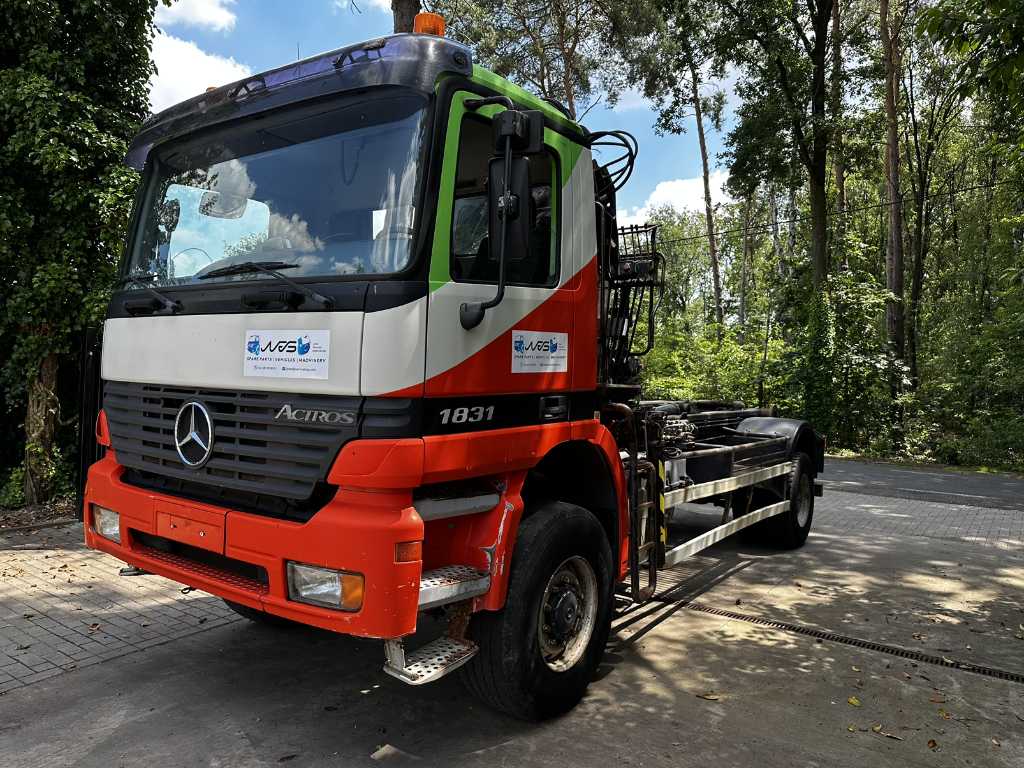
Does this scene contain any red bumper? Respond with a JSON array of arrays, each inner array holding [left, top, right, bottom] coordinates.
[[83, 455, 423, 639]]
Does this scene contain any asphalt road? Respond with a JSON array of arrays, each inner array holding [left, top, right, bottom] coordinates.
[[823, 457, 1024, 509]]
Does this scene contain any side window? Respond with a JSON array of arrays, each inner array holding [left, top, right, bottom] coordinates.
[[449, 113, 557, 286]]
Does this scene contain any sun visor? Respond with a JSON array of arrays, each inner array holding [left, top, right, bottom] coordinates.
[[126, 34, 472, 170]]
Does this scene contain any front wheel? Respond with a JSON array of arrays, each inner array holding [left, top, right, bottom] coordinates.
[[460, 501, 614, 720]]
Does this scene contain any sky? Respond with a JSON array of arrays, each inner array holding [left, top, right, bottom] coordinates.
[[149, 0, 733, 223]]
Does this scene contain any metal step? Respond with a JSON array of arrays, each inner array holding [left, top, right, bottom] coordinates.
[[383, 636, 478, 686], [418, 565, 490, 610]]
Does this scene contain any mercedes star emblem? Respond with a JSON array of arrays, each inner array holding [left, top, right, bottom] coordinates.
[[174, 401, 215, 468]]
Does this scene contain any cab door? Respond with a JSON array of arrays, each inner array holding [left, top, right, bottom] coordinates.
[[424, 92, 573, 403]]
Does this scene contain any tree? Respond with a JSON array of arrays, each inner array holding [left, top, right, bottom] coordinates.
[[607, 3, 728, 339], [428, 0, 622, 118], [0, 0, 160, 503], [880, 0, 907, 372], [920, 0, 1024, 146], [713, 0, 835, 290], [901, 25, 968, 387]]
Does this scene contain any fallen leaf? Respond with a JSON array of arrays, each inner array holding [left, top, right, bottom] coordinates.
[[930, 694, 946, 703], [928, 739, 939, 750], [872, 724, 882, 733], [991, 738, 1001, 747], [696, 692, 720, 701], [847, 725, 857, 732], [88, 623, 100, 632], [851, 666, 861, 672], [848, 696, 862, 707]]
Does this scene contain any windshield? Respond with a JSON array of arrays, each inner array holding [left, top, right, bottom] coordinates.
[[126, 92, 428, 287]]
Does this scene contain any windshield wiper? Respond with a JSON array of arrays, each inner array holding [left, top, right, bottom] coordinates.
[[197, 261, 333, 309], [115, 272, 182, 315]]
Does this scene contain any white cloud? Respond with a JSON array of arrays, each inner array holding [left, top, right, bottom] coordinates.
[[149, 33, 251, 113], [619, 169, 730, 227], [155, 0, 237, 32]]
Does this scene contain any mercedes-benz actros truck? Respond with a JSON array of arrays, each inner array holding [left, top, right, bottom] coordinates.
[[81, 15, 825, 720]]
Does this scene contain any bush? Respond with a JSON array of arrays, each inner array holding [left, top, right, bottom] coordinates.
[[0, 465, 25, 509]]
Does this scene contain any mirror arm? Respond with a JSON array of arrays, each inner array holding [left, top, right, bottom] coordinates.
[[461, 135, 513, 330]]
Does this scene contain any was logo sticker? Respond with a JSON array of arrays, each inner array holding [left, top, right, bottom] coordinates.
[[511, 330, 568, 373], [243, 329, 330, 379]]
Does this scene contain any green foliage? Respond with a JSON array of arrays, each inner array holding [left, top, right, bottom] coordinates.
[[427, 0, 623, 117], [0, 466, 26, 510], [0, 0, 160, 495], [920, 0, 1024, 147]]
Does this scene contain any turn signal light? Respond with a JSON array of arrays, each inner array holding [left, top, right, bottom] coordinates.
[[395, 541, 422, 563], [286, 562, 364, 612], [413, 12, 445, 36]]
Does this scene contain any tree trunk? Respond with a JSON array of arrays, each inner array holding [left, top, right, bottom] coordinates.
[[881, 0, 905, 364], [977, 156, 997, 319], [24, 353, 60, 505], [787, 170, 797, 261], [906, 173, 929, 389], [830, 0, 846, 266], [807, 0, 831, 289], [808, 162, 828, 289], [391, 0, 420, 33], [739, 198, 752, 338], [689, 62, 723, 340]]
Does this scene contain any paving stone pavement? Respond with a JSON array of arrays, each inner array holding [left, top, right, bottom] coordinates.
[[0, 524, 240, 695], [815, 489, 1024, 549], [0, 482, 1019, 697]]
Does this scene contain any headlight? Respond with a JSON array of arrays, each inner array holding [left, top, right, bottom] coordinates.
[[286, 562, 364, 612], [92, 505, 121, 543]]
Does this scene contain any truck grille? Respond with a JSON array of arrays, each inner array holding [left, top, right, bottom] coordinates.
[[104, 381, 359, 510]]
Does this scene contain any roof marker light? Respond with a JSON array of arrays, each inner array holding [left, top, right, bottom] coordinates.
[[413, 12, 445, 36]]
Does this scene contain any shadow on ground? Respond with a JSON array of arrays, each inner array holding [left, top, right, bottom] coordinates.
[[1, 509, 1022, 768]]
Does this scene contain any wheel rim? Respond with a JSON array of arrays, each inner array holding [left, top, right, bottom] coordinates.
[[537, 555, 598, 672], [795, 476, 812, 528]]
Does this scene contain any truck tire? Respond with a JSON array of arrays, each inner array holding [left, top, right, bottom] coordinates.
[[460, 501, 614, 720], [223, 600, 296, 628], [760, 452, 814, 549]]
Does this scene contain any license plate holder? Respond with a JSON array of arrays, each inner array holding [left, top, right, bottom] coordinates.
[[155, 502, 225, 554]]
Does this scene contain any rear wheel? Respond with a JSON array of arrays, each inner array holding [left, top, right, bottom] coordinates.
[[743, 452, 814, 549], [460, 501, 614, 720], [223, 600, 296, 628]]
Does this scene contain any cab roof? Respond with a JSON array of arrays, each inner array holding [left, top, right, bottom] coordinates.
[[128, 32, 585, 171]]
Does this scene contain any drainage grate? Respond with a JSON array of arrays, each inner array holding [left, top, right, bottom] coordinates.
[[685, 601, 1024, 685]]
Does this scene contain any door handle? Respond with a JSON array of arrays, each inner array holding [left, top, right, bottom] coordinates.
[[539, 395, 568, 421]]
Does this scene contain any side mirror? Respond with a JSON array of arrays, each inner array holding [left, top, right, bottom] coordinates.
[[487, 155, 531, 275], [460, 107, 544, 330]]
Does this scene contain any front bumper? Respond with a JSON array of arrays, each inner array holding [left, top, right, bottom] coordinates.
[[83, 454, 423, 639]]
